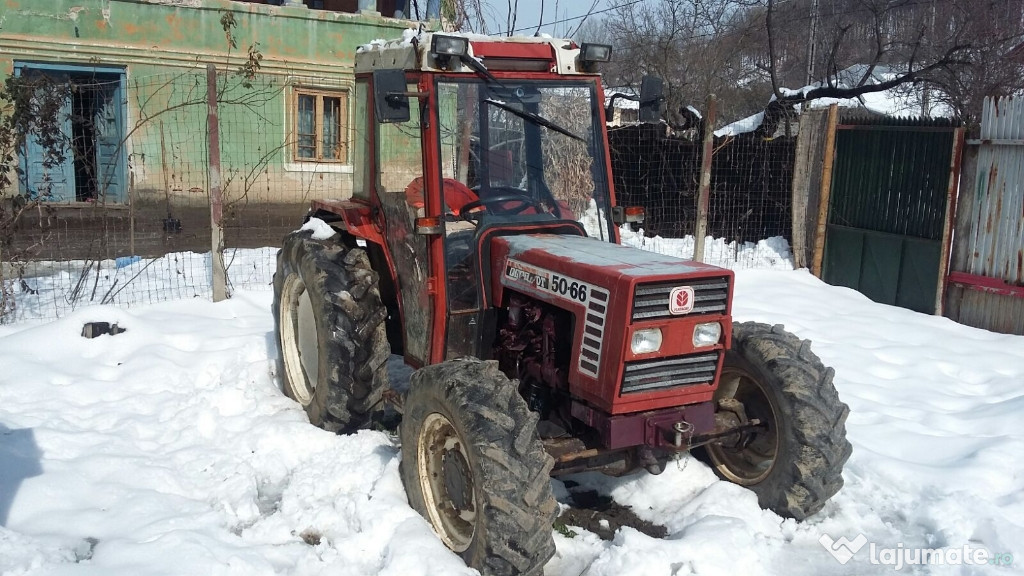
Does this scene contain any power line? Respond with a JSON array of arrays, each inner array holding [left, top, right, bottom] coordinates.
[[492, 0, 645, 36], [495, 0, 969, 42]]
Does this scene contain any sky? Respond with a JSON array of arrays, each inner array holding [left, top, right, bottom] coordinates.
[[482, 0, 615, 37]]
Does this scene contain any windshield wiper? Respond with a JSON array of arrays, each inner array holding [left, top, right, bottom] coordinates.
[[455, 54, 585, 143], [484, 98, 585, 142]]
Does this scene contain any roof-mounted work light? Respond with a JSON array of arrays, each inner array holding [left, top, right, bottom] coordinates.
[[579, 43, 612, 72], [431, 35, 469, 60], [580, 43, 612, 64]]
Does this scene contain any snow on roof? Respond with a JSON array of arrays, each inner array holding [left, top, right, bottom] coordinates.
[[716, 64, 954, 137], [356, 27, 419, 54], [715, 111, 765, 137], [356, 29, 575, 54], [605, 87, 639, 110]]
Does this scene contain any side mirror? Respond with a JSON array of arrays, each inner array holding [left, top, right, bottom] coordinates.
[[372, 69, 410, 124], [611, 206, 646, 225], [638, 75, 664, 124]]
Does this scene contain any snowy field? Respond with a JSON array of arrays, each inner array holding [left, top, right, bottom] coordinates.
[[2, 254, 1023, 575]]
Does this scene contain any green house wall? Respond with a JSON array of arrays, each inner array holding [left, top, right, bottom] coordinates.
[[0, 0, 416, 207]]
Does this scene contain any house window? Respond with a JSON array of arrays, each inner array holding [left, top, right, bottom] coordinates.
[[294, 89, 348, 163]]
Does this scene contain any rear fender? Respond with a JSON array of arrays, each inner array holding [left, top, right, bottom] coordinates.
[[309, 199, 384, 246]]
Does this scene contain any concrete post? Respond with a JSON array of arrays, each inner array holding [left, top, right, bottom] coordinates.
[[693, 95, 716, 263], [206, 64, 227, 302]]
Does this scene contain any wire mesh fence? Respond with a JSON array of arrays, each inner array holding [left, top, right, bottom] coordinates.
[[609, 120, 797, 270], [0, 67, 345, 324], [3, 75, 801, 324]]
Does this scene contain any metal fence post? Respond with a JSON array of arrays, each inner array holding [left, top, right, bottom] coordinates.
[[694, 94, 716, 262], [935, 127, 965, 315], [207, 64, 227, 302]]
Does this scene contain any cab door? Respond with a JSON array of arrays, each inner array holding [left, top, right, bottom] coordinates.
[[374, 77, 434, 366]]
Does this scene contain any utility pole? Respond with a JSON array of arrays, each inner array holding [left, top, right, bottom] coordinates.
[[805, 0, 819, 85], [922, 0, 936, 116]]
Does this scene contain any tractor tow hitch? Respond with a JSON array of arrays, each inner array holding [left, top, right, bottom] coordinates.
[[686, 419, 765, 449]]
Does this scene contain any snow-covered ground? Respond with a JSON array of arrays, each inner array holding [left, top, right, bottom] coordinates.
[[2, 257, 1023, 575], [2, 248, 276, 325]]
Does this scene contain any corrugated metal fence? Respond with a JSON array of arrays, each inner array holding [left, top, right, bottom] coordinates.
[[945, 97, 1024, 335]]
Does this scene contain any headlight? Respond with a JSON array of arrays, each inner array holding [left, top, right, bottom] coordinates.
[[693, 322, 722, 347], [631, 328, 663, 354]]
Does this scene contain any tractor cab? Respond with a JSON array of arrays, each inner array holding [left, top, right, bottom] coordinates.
[[319, 33, 648, 367]]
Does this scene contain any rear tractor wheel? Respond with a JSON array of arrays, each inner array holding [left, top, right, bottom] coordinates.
[[272, 229, 390, 433], [703, 322, 852, 520], [400, 359, 557, 576]]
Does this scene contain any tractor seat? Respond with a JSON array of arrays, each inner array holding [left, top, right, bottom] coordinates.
[[404, 176, 477, 215]]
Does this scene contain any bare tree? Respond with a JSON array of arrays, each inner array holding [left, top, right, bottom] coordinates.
[[437, 0, 492, 32], [0, 74, 71, 319], [750, 0, 1024, 130], [599, 0, 768, 125], [595, 0, 1023, 129]]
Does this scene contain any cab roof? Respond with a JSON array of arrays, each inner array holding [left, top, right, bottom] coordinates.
[[355, 31, 592, 76]]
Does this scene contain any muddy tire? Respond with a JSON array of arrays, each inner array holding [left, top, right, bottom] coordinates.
[[400, 359, 557, 576], [272, 229, 390, 433], [703, 322, 852, 520]]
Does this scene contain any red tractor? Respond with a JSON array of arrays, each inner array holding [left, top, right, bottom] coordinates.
[[273, 33, 851, 576]]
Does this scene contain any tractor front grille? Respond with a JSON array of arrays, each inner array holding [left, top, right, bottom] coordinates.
[[578, 286, 610, 378], [620, 352, 719, 395], [631, 277, 729, 321]]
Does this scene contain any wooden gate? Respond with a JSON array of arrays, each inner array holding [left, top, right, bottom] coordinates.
[[817, 116, 963, 314], [945, 97, 1024, 335]]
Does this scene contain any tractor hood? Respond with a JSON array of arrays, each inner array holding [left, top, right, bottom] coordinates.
[[491, 234, 733, 307], [490, 233, 734, 414]]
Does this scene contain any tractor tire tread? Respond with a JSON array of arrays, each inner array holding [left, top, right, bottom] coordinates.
[[272, 229, 390, 433], [720, 321, 852, 520], [400, 358, 556, 576]]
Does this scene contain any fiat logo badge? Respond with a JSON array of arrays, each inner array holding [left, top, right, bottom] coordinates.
[[669, 286, 694, 315]]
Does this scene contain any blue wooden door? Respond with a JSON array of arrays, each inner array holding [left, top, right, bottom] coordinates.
[[20, 77, 74, 201], [16, 63, 126, 203], [93, 79, 126, 202]]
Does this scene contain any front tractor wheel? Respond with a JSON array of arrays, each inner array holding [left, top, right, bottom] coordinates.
[[400, 359, 557, 576], [704, 322, 852, 520], [272, 229, 390, 433]]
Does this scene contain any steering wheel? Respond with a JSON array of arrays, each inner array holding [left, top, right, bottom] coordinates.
[[459, 193, 545, 219]]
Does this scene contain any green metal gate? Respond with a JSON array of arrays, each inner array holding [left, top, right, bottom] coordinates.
[[822, 117, 960, 313]]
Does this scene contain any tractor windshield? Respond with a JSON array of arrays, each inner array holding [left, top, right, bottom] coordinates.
[[436, 79, 615, 241]]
